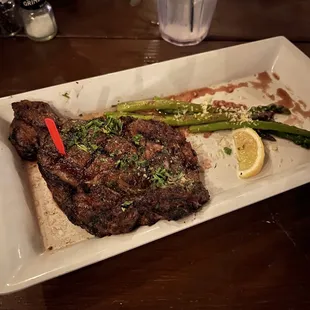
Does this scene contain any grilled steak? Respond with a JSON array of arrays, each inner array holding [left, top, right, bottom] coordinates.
[[9, 100, 210, 237]]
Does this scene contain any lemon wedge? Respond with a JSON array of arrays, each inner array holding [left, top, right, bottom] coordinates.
[[232, 128, 265, 179]]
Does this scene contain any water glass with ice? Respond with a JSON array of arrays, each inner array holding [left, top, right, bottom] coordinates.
[[157, 0, 217, 46]]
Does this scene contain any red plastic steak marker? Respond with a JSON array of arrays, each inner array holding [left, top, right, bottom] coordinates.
[[44, 118, 66, 155]]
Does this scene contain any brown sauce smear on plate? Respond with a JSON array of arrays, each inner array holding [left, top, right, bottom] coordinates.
[[80, 112, 104, 120], [251, 72, 272, 92], [213, 82, 248, 94], [284, 115, 303, 126], [276, 88, 310, 118], [169, 82, 248, 102], [82, 71, 310, 121], [167, 71, 287, 104], [212, 100, 247, 109], [250, 71, 275, 100], [276, 88, 294, 108], [292, 102, 310, 118], [203, 132, 213, 139], [272, 72, 280, 80], [170, 71, 277, 103]]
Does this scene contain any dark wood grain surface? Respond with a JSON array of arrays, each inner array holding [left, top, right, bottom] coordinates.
[[1, 0, 310, 309], [46, 0, 310, 41]]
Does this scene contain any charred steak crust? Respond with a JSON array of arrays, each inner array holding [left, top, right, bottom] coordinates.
[[9, 101, 210, 237], [9, 100, 63, 161]]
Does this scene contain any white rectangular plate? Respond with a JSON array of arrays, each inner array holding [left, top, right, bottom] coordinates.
[[1, 36, 309, 294]]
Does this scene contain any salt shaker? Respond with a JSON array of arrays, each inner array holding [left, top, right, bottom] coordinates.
[[19, 0, 57, 42], [0, 0, 21, 37]]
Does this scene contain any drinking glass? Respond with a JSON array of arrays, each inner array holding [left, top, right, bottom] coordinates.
[[157, 0, 217, 46], [0, 0, 21, 37]]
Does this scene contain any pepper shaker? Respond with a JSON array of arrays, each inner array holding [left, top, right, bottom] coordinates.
[[0, 0, 21, 37], [19, 0, 57, 42]]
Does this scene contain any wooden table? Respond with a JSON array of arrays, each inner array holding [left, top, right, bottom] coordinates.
[[1, 1, 310, 309]]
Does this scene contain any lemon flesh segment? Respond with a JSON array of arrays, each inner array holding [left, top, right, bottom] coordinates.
[[232, 128, 265, 179]]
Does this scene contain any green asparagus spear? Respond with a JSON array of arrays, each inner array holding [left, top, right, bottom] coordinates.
[[160, 104, 291, 120], [157, 109, 188, 115], [165, 114, 230, 126], [106, 111, 229, 126], [118, 99, 291, 120], [116, 98, 232, 114], [117, 99, 251, 115], [255, 130, 277, 141], [158, 106, 222, 115], [189, 121, 310, 137], [117, 99, 204, 113], [249, 104, 291, 115], [106, 111, 159, 121], [269, 131, 310, 149]]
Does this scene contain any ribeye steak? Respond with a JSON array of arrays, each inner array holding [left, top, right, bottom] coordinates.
[[9, 100, 210, 237]]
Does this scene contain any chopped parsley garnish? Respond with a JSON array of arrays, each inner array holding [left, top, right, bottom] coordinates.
[[131, 154, 139, 161], [121, 200, 133, 212], [224, 147, 232, 155], [85, 119, 105, 129], [137, 159, 148, 168], [151, 169, 186, 188], [76, 144, 89, 152], [133, 134, 143, 145], [122, 201, 133, 207], [63, 116, 122, 153], [115, 159, 125, 169], [62, 92, 70, 99], [115, 154, 139, 169], [90, 143, 99, 151], [167, 171, 184, 184], [152, 167, 171, 187], [102, 116, 122, 135]]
